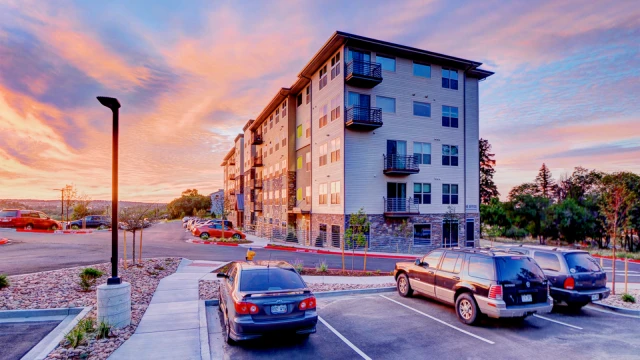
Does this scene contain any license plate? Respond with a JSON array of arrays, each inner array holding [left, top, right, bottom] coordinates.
[[521, 294, 533, 302], [591, 294, 599, 301], [271, 305, 287, 314]]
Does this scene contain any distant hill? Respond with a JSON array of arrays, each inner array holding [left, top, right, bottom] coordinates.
[[0, 199, 167, 220]]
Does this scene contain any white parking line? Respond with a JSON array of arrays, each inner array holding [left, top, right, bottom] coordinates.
[[318, 316, 372, 360], [379, 295, 495, 345], [532, 314, 583, 330]]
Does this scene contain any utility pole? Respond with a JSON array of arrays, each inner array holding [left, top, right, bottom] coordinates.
[[53, 188, 64, 223]]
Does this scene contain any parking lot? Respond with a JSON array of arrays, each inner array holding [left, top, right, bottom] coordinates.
[[222, 292, 639, 360]]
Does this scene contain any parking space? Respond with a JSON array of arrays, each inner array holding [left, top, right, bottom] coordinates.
[[0, 321, 61, 360], [223, 292, 639, 359]]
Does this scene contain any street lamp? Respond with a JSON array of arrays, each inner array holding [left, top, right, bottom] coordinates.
[[53, 188, 64, 223], [97, 96, 121, 285]]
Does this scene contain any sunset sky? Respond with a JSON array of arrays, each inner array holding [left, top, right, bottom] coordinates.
[[1, 0, 638, 202]]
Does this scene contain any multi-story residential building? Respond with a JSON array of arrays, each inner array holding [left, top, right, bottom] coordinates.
[[220, 134, 244, 227], [222, 31, 493, 251]]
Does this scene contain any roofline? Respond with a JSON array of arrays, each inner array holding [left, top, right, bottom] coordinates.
[[242, 119, 254, 132], [234, 133, 244, 143], [249, 88, 290, 131]]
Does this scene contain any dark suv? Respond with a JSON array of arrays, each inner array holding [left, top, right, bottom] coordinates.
[[0, 209, 62, 230], [394, 248, 553, 325], [500, 245, 610, 310], [68, 215, 111, 229]]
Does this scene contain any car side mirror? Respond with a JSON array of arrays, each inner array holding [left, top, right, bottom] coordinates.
[[216, 273, 228, 278], [415, 259, 421, 266]]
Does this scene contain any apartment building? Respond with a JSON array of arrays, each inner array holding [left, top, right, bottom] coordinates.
[[220, 134, 244, 227], [222, 31, 493, 250]]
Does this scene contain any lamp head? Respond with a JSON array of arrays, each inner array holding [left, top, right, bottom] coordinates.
[[97, 96, 121, 109]]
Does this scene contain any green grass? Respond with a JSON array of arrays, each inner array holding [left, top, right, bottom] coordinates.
[[589, 249, 640, 261], [621, 293, 636, 303]]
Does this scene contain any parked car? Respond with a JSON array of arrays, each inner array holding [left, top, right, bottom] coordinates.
[[498, 245, 610, 310], [217, 261, 317, 343], [0, 209, 62, 230], [189, 219, 213, 232], [194, 223, 245, 240], [68, 215, 111, 229], [394, 248, 553, 325]]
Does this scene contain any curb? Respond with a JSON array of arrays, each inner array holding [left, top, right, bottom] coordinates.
[[16, 229, 56, 234], [187, 239, 240, 247], [592, 254, 640, 264], [0, 238, 8, 245], [198, 301, 211, 360], [313, 286, 396, 298], [591, 301, 640, 316], [204, 299, 220, 307], [264, 244, 416, 260], [54, 230, 94, 235]]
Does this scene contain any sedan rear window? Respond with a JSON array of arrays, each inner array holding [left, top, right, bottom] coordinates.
[[239, 269, 306, 292], [0, 211, 17, 217], [496, 257, 545, 283], [564, 253, 600, 273]]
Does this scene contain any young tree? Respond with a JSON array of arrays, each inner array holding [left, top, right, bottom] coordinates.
[[344, 208, 370, 271], [62, 185, 78, 222], [535, 163, 556, 199], [120, 206, 152, 265], [72, 194, 93, 221], [479, 138, 500, 204]]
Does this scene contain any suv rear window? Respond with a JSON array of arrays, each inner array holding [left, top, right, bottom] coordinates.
[[239, 269, 306, 291], [468, 256, 495, 280], [496, 256, 545, 283], [564, 253, 600, 273], [0, 210, 17, 217], [534, 252, 561, 272]]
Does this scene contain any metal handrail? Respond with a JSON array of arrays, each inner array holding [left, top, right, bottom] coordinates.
[[346, 59, 382, 79], [384, 197, 419, 213], [346, 106, 382, 124], [383, 154, 419, 171]]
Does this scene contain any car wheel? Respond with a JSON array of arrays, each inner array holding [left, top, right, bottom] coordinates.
[[25, 224, 33, 230], [224, 315, 235, 345], [232, 234, 241, 240], [456, 293, 480, 325], [71, 225, 80, 230], [50, 224, 58, 231], [396, 273, 413, 297], [200, 233, 210, 240]]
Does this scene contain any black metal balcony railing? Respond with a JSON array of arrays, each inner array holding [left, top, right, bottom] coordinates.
[[251, 133, 263, 145], [384, 197, 419, 216], [345, 106, 382, 130], [251, 178, 263, 188], [383, 154, 420, 175], [229, 188, 235, 195], [254, 202, 263, 212], [345, 60, 382, 88], [252, 155, 263, 167], [228, 173, 235, 180]]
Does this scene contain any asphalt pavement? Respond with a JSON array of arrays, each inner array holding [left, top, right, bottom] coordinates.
[[0, 321, 60, 360]]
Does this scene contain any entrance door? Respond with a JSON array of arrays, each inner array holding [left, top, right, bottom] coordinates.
[[443, 221, 459, 248], [387, 182, 407, 212], [331, 225, 341, 248], [466, 219, 475, 247]]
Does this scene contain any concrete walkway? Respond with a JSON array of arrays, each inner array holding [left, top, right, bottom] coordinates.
[[110, 259, 226, 360], [302, 275, 394, 284]]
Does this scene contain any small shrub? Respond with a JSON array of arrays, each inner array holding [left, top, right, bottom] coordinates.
[[96, 321, 111, 340], [65, 327, 85, 348], [81, 268, 104, 278], [154, 265, 165, 271], [316, 260, 328, 273], [365, 271, 372, 276], [621, 293, 636, 303], [375, 269, 381, 275], [292, 259, 304, 274], [78, 318, 95, 333], [79, 268, 104, 291], [0, 274, 8, 290]]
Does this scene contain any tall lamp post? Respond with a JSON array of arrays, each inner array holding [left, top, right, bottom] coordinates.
[[96, 96, 131, 329], [53, 188, 64, 224]]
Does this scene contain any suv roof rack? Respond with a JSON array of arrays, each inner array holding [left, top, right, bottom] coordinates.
[[449, 247, 513, 257]]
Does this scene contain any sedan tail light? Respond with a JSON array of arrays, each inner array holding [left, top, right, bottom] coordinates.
[[298, 296, 316, 310], [234, 301, 259, 315], [564, 277, 575, 290], [488, 285, 503, 300]]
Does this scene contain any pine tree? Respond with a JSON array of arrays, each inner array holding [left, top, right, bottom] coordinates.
[[479, 138, 500, 204], [535, 163, 555, 198]]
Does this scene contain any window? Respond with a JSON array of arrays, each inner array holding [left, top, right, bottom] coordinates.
[[297, 94, 303, 107], [263, 123, 267, 134], [275, 163, 279, 173], [319, 104, 328, 128], [305, 152, 311, 171], [330, 181, 341, 204], [297, 156, 303, 169], [442, 68, 459, 90], [306, 186, 311, 200], [319, 143, 328, 166], [275, 142, 279, 151], [413, 101, 431, 117], [319, 183, 328, 204], [275, 109, 280, 123], [414, 224, 431, 245], [442, 145, 459, 166], [442, 184, 459, 204], [413, 183, 431, 204], [297, 125, 302, 138], [439, 252, 460, 273], [413, 62, 431, 78], [330, 96, 341, 121], [468, 256, 495, 280], [330, 138, 341, 163], [442, 106, 459, 128], [376, 96, 395, 113], [564, 253, 601, 273], [281, 188, 286, 200], [413, 142, 431, 165], [305, 120, 311, 138], [377, 55, 396, 72], [282, 159, 286, 172], [282, 137, 286, 147], [534, 252, 561, 272], [330, 53, 341, 80], [282, 101, 287, 117], [297, 188, 302, 201], [319, 65, 328, 90], [496, 257, 545, 283], [305, 86, 310, 104], [422, 250, 443, 269], [239, 268, 305, 292]]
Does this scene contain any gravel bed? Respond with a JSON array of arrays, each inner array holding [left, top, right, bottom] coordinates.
[[599, 290, 640, 310], [199, 280, 220, 300], [0, 258, 180, 360]]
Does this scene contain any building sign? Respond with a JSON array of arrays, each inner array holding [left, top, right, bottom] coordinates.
[[465, 205, 478, 211]]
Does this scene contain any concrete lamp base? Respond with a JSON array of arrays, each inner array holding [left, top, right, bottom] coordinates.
[[97, 282, 131, 329]]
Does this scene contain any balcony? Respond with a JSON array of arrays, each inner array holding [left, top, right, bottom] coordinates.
[[345, 106, 382, 130], [228, 173, 235, 180], [229, 188, 236, 195], [251, 178, 263, 188], [254, 202, 263, 212], [383, 155, 420, 175], [345, 60, 382, 88], [229, 158, 236, 165], [251, 132, 263, 145], [384, 197, 419, 217], [252, 155, 263, 167]]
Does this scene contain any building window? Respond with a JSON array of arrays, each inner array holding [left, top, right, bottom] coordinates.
[[305, 152, 311, 171], [414, 183, 431, 204], [319, 183, 328, 204], [275, 109, 280, 123], [442, 145, 459, 166], [413, 101, 431, 117], [319, 143, 328, 166], [330, 138, 341, 163], [306, 186, 311, 201], [297, 156, 303, 169], [442, 106, 459, 128], [414, 224, 431, 245], [413, 142, 431, 165], [282, 159, 286, 172], [330, 53, 341, 80], [330, 96, 341, 121], [442, 184, 459, 204], [281, 189, 286, 201], [305, 120, 311, 138], [376, 96, 395, 113], [305, 86, 310, 104], [297, 125, 302, 138], [297, 94, 303, 107], [282, 101, 287, 117], [442, 68, 459, 90], [377, 55, 396, 72], [270, 117, 274, 129], [330, 181, 341, 204], [319, 65, 328, 90], [319, 104, 328, 128], [263, 123, 267, 134], [275, 163, 279, 174], [282, 137, 286, 147], [413, 62, 431, 78]]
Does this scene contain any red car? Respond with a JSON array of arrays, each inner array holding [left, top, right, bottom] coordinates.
[[193, 223, 246, 240], [0, 209, 62, 230]]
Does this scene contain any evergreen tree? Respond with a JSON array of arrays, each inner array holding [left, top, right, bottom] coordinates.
[[535, 163, 556, 198], [479, 138, 500, 204]]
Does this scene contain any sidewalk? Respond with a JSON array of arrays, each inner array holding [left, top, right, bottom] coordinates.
[[302, 275, 394, 284], [110, 259, 226, 360]]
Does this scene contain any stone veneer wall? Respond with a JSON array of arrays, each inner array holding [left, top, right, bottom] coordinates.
[[311, 213, 345, 248]]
